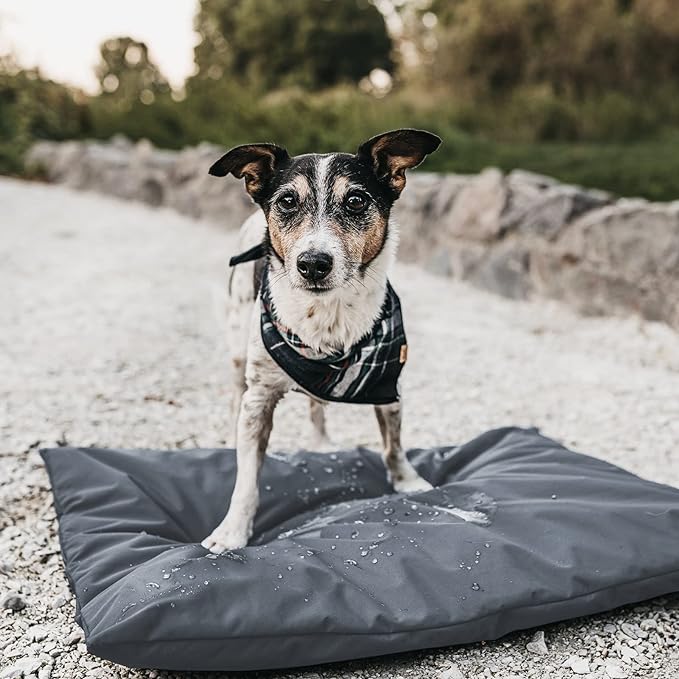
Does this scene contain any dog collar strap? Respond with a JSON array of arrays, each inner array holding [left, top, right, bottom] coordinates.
[[259, 272, 407, 405], [229, 242, 267, 267]]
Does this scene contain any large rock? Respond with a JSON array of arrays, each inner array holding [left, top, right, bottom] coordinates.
[[27, 138, 173, 207], [166, 143, 255, 227], [444, 167, 507, 242], [24, 138, 679, 331], [468, 240, 532, 300], [501, 169, 610, 240], [532, 200, 679, 325], [394, 171, 471, 266], [26, 138, 256, 229]]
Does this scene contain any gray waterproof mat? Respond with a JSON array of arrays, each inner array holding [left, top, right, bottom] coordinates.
[[41, 427, 679, 671]]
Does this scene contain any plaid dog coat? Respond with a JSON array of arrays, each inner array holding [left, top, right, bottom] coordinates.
[[229, 243, 407, 405]]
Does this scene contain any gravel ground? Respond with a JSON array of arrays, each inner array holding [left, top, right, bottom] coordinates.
[[1, 177, 679, 679]]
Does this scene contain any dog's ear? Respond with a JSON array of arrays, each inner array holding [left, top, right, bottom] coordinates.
[[209, 143, 290, 201], [357, 129, 441, 195]]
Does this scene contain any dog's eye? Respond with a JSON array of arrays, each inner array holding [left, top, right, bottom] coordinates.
[[345, 192, 369, 214], [277, 193, 298, 212]]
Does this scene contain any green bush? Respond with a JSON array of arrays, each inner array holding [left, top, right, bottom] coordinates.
[[431, 133, 679, 202], [0, 62, 92, 174]]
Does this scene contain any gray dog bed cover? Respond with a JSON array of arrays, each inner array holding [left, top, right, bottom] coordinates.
[[41, 427, 679, 671]]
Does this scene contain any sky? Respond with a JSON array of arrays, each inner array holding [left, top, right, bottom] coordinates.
[[0, 0, 198, 92]]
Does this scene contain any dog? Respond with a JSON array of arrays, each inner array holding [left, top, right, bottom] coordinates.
[[202, 129, 441, 553]]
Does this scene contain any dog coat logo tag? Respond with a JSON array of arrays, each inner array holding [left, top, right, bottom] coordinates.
[[399, 344, 408, 364]]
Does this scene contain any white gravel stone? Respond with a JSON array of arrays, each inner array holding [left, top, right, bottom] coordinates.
[[1, 657, 43, 679], [27, 626, 49, 643], [436, 665, 464, 679], [564, 656, 591, 675], [619, 645, 637, 659], [526, 631, 548, 655], [620, 623, 637, 639], [51, 594, 70, 610], [65, 630, 84, 646], [604, 660, 627, 678]]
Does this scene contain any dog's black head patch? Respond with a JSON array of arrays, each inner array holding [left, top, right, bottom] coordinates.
[[209, 129, 440, 207], [210, 129, 441, 279]]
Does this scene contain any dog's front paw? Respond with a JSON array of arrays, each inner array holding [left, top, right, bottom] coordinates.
[[390, 461, 433, 494], [201, 527, 250, 554], [393, 474, 433, 494]]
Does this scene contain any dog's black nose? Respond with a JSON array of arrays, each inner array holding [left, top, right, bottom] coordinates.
[[296, 251, 333, 282]]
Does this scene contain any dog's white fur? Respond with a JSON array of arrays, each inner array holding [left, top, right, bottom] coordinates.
[[202, 153, 432, 554]]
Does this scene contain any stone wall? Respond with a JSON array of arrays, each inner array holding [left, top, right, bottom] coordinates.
[[26, 138, 679, 330]]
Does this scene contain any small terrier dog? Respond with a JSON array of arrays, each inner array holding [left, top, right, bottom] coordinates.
[[202, 129, 441, 553]]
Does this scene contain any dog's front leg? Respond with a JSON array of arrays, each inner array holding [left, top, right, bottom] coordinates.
[[202, 384, 282, 553], [309, 398, 334, 450], [375, 401, 432, 493]]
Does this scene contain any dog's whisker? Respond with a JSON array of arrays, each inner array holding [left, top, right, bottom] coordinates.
[[268, 270, 289, 288]]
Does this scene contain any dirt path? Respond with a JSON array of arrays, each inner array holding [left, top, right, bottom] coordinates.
[[1, 177, 678, 679]]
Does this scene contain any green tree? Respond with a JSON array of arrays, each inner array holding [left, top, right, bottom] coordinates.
[[89, 37, 188, 149], [424, 0, 679, 140], [95, 36, 170, 110], [430, 0, 679, 100], [192, 0, 394, 90]]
